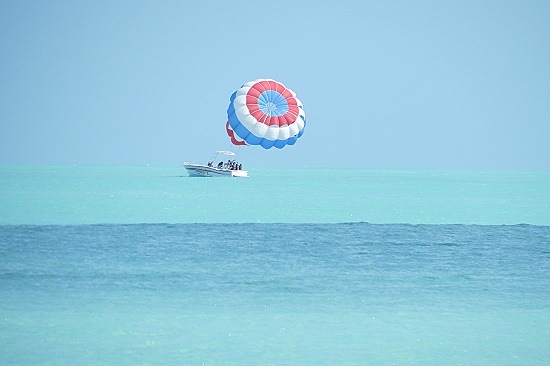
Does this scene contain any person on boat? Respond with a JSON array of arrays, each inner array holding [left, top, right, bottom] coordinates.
[[217, 161, 223, 169]]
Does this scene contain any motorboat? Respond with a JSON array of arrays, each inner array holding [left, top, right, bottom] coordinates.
[[184, 150, 248, 177]]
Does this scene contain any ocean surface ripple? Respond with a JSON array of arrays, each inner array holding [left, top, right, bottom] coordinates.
[[1, 223, 549, 365]]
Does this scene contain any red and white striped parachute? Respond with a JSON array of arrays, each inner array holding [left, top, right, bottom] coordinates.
[[226, 79, 306, 149]]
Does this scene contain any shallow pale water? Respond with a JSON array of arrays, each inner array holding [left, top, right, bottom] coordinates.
[[1, 164, 549, 225], [1, 165, 549, 365]]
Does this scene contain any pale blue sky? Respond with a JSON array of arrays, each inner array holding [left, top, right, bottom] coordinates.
[[1, 0, 549, 168]]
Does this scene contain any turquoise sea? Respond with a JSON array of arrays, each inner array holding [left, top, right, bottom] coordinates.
[[1, 165, 549, 365]]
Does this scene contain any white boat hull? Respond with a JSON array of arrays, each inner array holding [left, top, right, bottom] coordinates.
[[183, 163, 248, 177]]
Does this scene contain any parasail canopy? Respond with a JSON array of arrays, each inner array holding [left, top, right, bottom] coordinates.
[[226, 79, 306, 149]]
